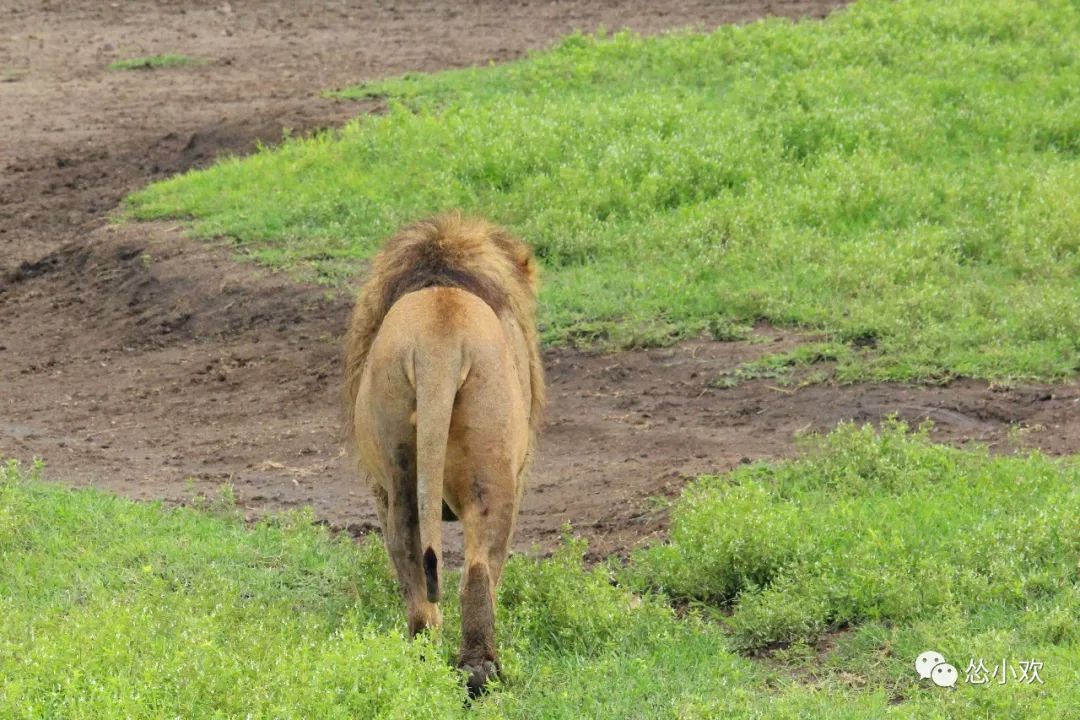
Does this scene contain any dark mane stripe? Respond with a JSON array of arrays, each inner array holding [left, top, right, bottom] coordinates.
[[378, 239, 509, 320]]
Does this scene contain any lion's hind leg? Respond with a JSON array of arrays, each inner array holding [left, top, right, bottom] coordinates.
[[382, 441, 442, 637], [454, 459, 517, 696]]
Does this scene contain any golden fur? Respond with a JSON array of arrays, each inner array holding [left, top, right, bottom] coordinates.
[[342, 212, 544, 695], [343, 212, 544, 449]]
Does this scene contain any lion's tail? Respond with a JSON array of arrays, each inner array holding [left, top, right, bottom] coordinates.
[[414, 348, 460, 604]]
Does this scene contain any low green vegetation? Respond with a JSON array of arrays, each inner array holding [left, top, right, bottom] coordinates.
[[108, 54, 205, 71], [626, 421, 1080, 716], [713, 341, 851, 388], [125, 0, 1080, 381], [4, 425, 1078, 717]]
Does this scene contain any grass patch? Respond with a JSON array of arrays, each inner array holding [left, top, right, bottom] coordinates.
[[125, 0, 1080, 381], [108, 54, 206, 71], [625, 421, 1079, 712], [4, 427, 1079, 716], [713, 341, 853, 388], [0, 460, 751, 718]]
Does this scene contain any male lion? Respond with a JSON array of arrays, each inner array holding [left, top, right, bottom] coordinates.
[[343, 213, 544, 695]]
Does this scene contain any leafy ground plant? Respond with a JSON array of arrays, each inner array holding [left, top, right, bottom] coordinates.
[[125, 0, 1080, 380], [108, 54, 206, 71], [625, 421, 1080, 714], [3, 431, 1078, 717]]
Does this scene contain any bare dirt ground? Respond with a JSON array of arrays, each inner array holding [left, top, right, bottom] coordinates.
[[3, 0, 1078, 562]]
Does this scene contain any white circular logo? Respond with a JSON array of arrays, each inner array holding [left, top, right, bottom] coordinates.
[[915, 650, 945, 680]]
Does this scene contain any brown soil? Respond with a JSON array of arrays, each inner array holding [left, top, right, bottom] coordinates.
[[2, 0, 1077, 564]]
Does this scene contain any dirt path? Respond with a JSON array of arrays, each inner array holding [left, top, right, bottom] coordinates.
[[3, 0, 1078, 563]]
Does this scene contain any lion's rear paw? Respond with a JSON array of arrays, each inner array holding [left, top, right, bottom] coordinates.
[[460, 659, 500, 698]]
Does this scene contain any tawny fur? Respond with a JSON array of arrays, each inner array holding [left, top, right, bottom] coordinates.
[[342, 212, 544, 695], [343, 212, 545, 450]]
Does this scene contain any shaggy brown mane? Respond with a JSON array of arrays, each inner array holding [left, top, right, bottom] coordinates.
[[343, 212, 545, 448]]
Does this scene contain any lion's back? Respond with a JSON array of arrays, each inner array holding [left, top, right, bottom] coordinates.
[[343, 213, 545, 453]]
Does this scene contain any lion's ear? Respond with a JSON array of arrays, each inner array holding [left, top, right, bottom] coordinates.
[[518, 251, 538, 285]]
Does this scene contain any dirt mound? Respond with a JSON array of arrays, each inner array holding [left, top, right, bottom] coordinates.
[[6, 229, 343, 350], [4, 0, 1078, 565]]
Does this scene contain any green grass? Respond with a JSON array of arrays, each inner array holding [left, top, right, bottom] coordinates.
[[108, 54, 206, 71], [4, 426, 1078, 717], [713, 341, 852, 388], [124, 0, 1080, 381], [624, 421, 1080, 715]]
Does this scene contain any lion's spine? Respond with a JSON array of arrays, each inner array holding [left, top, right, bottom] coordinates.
[[413, 347, 460, 604]]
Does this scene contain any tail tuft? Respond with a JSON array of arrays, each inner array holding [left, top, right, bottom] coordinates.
[[423, 546, 439, 602], [414, 333, 458, 610]]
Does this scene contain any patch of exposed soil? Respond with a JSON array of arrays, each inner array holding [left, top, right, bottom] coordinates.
[[5, 225, 1078, 564], [0, 0, 844, 266], [3, 0, 1078, 565]]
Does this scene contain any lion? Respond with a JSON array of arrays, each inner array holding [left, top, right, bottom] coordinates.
[[343, 212, 544, 695]]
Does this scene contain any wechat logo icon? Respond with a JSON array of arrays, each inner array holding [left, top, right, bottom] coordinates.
[[915, 650, 958, 688]]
